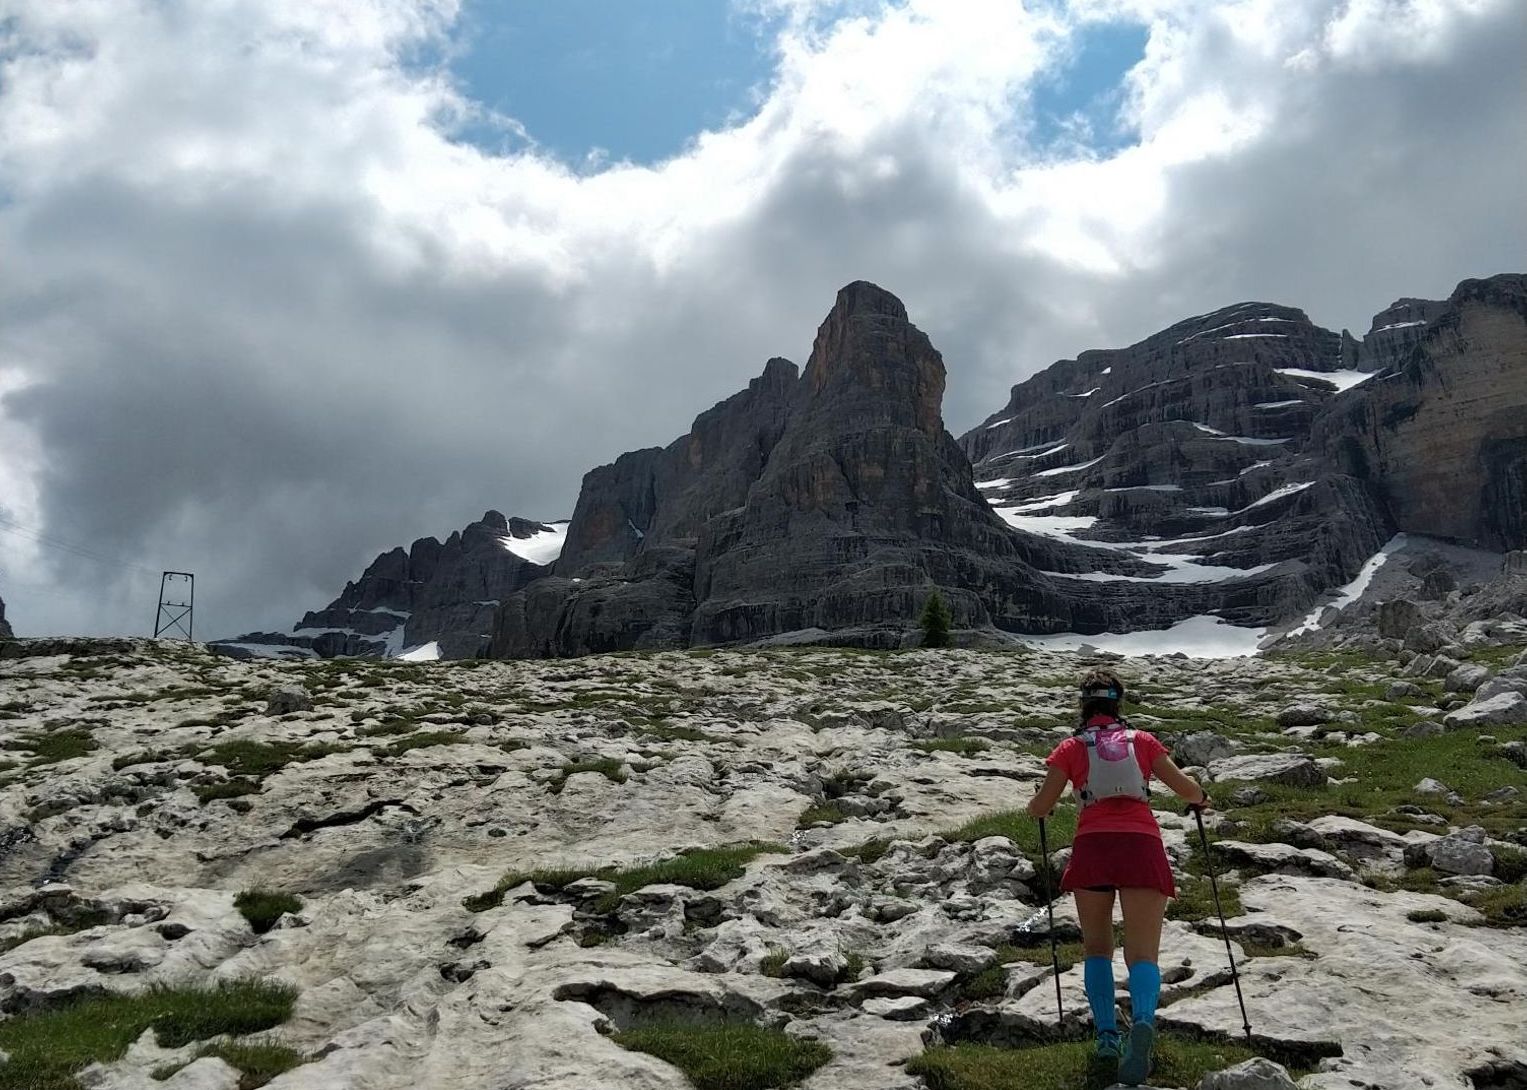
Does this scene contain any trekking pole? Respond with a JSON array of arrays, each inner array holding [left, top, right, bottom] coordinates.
[[1189, 802, 1253, 1046], [1037, 817, 1065, 1028]]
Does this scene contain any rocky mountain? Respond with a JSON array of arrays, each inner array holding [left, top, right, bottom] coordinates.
[[960, 273, 1526, 650], [236, 274, 1524, 661], [0, 636, 1523, 1088], [217, 512, 566, 660], [0, 593, 12, 639]]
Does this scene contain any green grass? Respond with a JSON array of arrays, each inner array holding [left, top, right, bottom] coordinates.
[[912, 737, 991, 756], [957, 965, 1006, 1000], [384, 731, 469, 757], [611, 1022, 831, 1090], [633, 721, 720, 744], [0, 979, 297, 1090], [5, 729, 97, 765], [844, 839, 891, 865], [199, 740, 345, 779], [547, 757, 629, 794], [1466, 883, 1527, 928], [1167, 874, 1244, 924], [907, 1036, 1285, 1090], [1406, 909, 1448, 924], [194, 778, 262, 805], [940, 807, 1079, 878], [760, 948, 790, 977], [797, 801, 852, 827], [466, 842, 784, 912], [235, 890, 303, 934], [193, 1039, 308, 1089]]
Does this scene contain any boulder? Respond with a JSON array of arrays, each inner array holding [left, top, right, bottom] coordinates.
[[1275, 703, 1337, 728], [1199, 1057, 1300, 1090], [853, 968, 957, 999], [265, 686, 313, 715], [1443, 663, 1490, 693], [861, 995, 930, 1020], [1208, 754, 1326, 788], [1172, 731, 1237, 769], [1377, 600, 1421, 640], [921, 944, 996, 976], [1212, 840, 1356, 881], [1443, 691, 1527, 730], [1405, 827, 1494, 876]]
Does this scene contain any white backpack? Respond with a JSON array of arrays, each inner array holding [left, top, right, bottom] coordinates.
[[1074, 721, 1150, 808]]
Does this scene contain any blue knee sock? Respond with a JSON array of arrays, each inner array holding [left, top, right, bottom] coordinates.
[[1083, 956, 1117, 1034], [1128, 961, 1161, 1026]]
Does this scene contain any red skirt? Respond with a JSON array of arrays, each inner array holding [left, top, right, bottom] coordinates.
[[1060, 832, 1176, 898]]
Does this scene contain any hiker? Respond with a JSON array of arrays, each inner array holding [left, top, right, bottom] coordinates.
[[1025, 667, 1211, 1086]]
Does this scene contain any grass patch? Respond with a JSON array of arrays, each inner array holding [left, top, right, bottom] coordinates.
[[384, 731, 468, 757], [234, 890, 303, 934], [1167, 875, 1244, 924], [907, 1035, 1284, 1090], [941, 807, 1078, 878], [194, 1039, 308, 1089], [5, 729, 96, 766], [611, 1022, 830, 1090], [1466, 883, 1527, 928], [797, 802, 851, 827], [844, 839, 891, 865], [1406, 908, 1448, 924], [199, 740, 344, 779], [0, 979, 297, 1090], [912, 737, 991, 756], [466, 841, 784, 913], [547, 757, 628, 794], [633, 721, 720, 744], [957, 965, 1006, 1000], [194, 778, 262, 805], [760, 948, 789, 978], [357, 717, 418, 737]]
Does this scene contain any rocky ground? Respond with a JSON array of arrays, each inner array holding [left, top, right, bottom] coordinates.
[[1, 635, 1524, 1090]]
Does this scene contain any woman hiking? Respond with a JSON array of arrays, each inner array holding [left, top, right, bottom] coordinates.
[[1025, 668, 1211, 1085]]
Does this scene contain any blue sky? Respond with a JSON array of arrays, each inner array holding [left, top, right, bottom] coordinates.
[[448, 1, 1149, 163]]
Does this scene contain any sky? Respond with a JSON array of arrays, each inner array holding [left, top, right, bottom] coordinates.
[[0, 0, 1523, 641]]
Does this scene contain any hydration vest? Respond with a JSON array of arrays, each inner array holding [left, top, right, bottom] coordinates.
[[1073, 718, 1151, 808]]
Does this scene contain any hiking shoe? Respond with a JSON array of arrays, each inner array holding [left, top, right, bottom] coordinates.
[[1117, 1021, 1155, 1086], [1092, 1030, 1122, 1060]]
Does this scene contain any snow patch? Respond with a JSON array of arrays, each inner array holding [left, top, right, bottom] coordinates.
[[501, 521, 569, 566], [976, 478, 1013, 490], [1274, 367, 1379, 392], [1048, 557, 1277, 585], [1063, 387, 1101, 398], [1023, 615, 1268, 658], [1372, 320, 1426, 333], [1284, 534, 1409, 637], [1244, 481, 1316, 510], [1223, 333, 1288, 339], [985, 417, 1013, 429], [1036, 455, 1105, 478], [1253, 400, 1304, 410], [1005, 489, 1080, 512], [1103, 484, 1183, 493], [994, 510, 1098, 539], [397, 641, 442, 662]]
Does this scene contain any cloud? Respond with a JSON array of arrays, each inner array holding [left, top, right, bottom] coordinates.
[[0, 0, 1521, 639]]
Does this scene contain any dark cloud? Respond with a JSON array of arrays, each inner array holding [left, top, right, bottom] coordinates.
[[0, 0, 1521, 639]]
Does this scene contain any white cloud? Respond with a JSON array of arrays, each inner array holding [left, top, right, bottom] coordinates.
[[0, 0, 1521, 639]]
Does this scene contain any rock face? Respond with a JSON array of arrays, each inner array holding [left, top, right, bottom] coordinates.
[[961, 275, 1524, 645], [1317, 275, 1527, 550], [0, 594, 12, 639], [493, 283, 1110, 656], [219, 512, 564, 659]]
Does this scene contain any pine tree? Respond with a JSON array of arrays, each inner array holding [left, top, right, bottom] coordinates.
[[919, 590, 952, 648]]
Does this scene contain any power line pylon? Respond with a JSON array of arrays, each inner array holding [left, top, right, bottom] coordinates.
[[153, 571, 195, 641]]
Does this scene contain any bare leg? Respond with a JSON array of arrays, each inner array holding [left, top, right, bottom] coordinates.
[[1074, 888, 1117, 957], [1119, 887, 1168, 965]]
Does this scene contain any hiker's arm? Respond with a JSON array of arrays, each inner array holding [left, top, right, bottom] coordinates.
[[1026, 765, 1070, 818], [1152, 753, 1210, 808]]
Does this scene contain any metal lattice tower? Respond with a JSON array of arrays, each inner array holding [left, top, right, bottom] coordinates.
[[153, 571, 195, 641]]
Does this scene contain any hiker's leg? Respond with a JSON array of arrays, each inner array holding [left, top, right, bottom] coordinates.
[[1120, 887, 1167, 1025], [1075, 889, 1117, 1036]]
